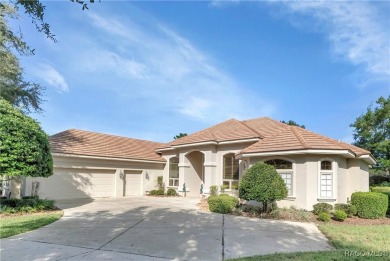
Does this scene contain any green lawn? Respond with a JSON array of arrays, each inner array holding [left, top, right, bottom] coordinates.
[[0, 211, 63, 238], [229, 224, 390, 261]]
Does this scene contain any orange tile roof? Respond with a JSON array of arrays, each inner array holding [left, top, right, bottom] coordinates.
[[50, 129, 165, 162], [240, 125, 370, 156], [159, 118, 286, 148]]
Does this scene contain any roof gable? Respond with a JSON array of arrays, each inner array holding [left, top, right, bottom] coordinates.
[[165, 118, 262, 147]]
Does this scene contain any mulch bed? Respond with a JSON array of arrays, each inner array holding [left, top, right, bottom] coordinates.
[[197, 198, 210, 212]]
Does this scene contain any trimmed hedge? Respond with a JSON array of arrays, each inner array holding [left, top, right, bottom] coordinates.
[[371, 187, 390, 215], [208, 195, 239, 214], [351, 192, 388, 219], [313, 203, 333, 215]]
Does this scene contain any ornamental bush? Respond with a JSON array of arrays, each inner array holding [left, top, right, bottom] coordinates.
[[334, 203, 357, 217], [312, 203, 333, 215], [166, 188, 178, 196], [0, 197, 55, 213], [239, 162, 288, 213], [0, 98, 53, 178], [351, 192, 388, 219], [149, 189, 165, 196], [333, 210, 347, 221], [208, 195, 239, 214], [317, 212, 331, 222], [209, 185, 218, 196]]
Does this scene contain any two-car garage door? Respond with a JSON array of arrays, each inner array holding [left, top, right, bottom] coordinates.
[[34, 168, 116, 200], [28, 168, 143, 200]]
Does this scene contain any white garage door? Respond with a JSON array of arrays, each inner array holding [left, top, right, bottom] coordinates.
[[125, 170, 142, 196], [29, 168, 116, 200]]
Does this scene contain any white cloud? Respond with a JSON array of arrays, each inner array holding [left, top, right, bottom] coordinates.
[[278, 1, 390, 82], [82, 11, 275, 123], [32, 64, 69, 92]]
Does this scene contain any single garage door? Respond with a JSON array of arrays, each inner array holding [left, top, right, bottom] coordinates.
[[124, 170, 142, 196], [28, 168, 116, 200]]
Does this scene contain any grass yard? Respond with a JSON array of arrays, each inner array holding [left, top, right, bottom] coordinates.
[[0, 211, 63, 238], [229, 223, 390, 261]]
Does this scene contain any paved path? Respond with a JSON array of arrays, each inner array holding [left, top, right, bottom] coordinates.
[[0, 197, 333, 260]]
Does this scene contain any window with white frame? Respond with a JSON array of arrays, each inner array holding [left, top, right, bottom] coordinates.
[[223, 154, 239, 190], [320, 160, 333, 198], [169, 157, 179, 187], [265, 159, 293, 196]]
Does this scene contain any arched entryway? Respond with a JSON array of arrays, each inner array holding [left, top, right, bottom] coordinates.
[[184, 151, 205, 196]]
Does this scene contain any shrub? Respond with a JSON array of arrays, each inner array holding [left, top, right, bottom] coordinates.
[[149, 189, 165, 196], [333, 210, 347, 221], [241, 204, 262, 214], [0, 198, 55, 213], [377, 181, 390, 187], [269, 206, 312, 222], [371, 187, 390, 193], [0, 198, 19, 208], [239, 162, 288, 213], [317, 212, 331, 222], [156, 176, 165, 191], [219, 193, 230, 197], [371, 187, 390, 215], [369, 175, 389, 186], [334, 203, 357, 217], [220, 185, 228, 193], [312, 203, 333, 215], [208, 195, 239, 214], [209, 185, 218, 196], [351, 192, 388, 219], [0, 98, 53, 179], [166, 188, 177, 196]]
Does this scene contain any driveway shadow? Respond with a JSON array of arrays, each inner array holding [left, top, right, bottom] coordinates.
[[3, 198, 332, 261]]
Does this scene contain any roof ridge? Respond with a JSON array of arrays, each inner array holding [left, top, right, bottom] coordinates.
[[238, 120, 264, 139], [291, 126, 309, 149], [52, 129, 164, 145]]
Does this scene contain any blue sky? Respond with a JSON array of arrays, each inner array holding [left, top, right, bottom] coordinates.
[[14, 1, 390, 143]]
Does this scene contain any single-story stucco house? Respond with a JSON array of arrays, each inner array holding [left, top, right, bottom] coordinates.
[[23, 117, 375, 210]]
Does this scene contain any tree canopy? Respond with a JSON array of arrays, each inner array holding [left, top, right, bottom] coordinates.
[[0, 4, 45, 113], [239, 162, 288, 212], [0, 97, 53, 178], [280, 120, 305, 129], [2, 0, 95, 42], [350, 96, 390, 174], [174, 133, 187, 140]]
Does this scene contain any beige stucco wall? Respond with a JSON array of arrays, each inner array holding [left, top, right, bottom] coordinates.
[[247, 154, 369, 210], [25, 155, 164, 199]]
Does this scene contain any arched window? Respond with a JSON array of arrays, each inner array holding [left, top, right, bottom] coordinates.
[[265, 159, 293, 196], [169, 157, 179, 187], [320, 160, 333, 198], [223, 154, 239, 190]]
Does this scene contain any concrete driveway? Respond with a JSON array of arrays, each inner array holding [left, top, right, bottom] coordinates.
[[1, 197, 332, 260]]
